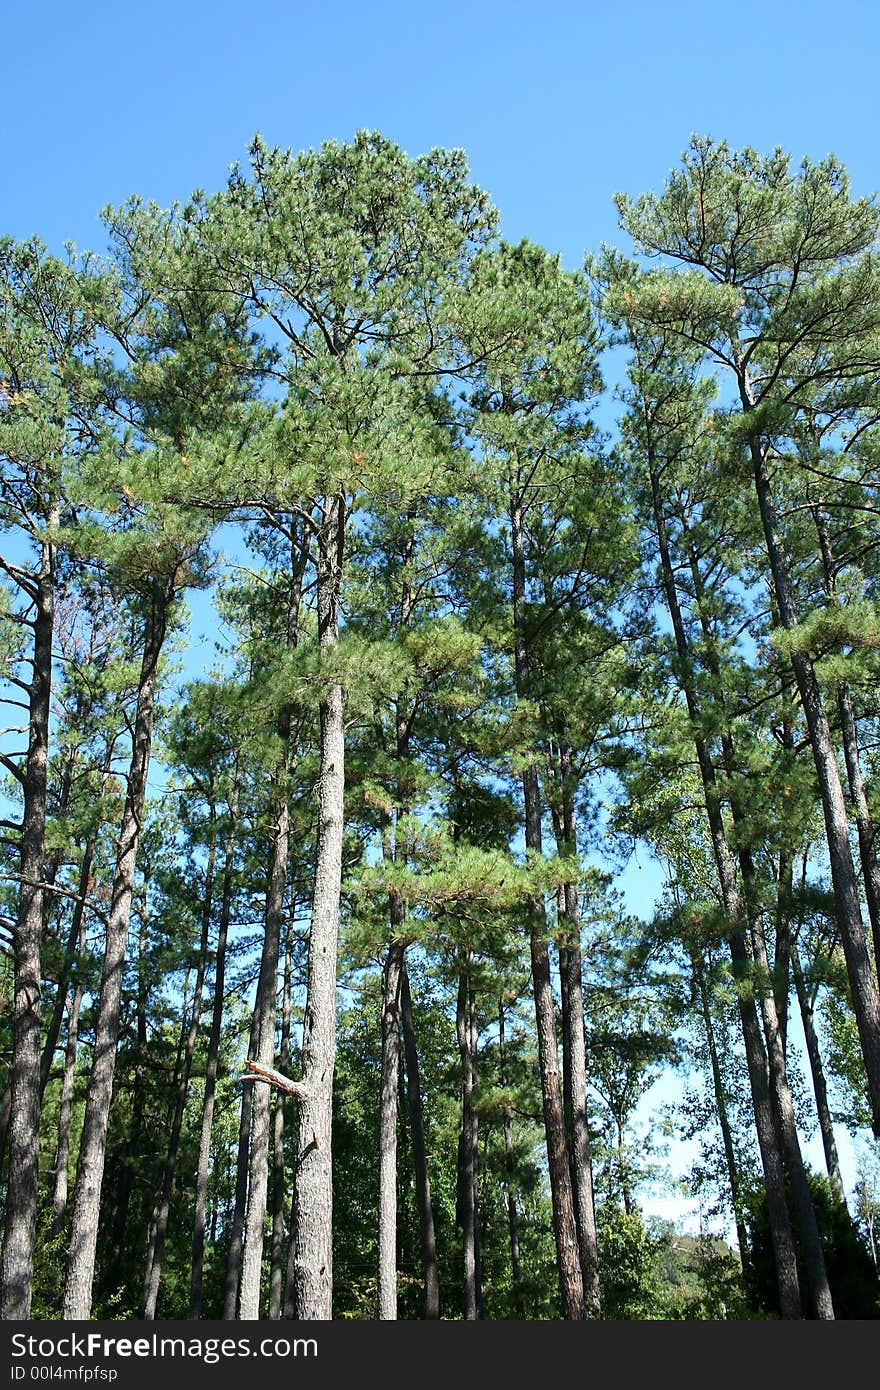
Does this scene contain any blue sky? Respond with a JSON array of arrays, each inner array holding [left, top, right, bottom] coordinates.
[[3, 0, 877, 269], [3, 0, 876, 1226]]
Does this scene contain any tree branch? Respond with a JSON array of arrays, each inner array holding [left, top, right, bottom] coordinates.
[[238, 1057, 310, 1100]]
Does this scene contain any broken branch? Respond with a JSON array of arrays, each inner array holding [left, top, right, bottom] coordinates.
[[238, 1057, 309, 1100]]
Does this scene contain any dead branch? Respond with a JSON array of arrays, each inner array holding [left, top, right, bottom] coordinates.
[[238, 1057, 310, 1101]]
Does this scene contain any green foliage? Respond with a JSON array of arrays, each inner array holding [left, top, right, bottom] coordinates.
[[597, 1205, 663, 1318], [6, 129, 880, 1325], [744, 1173, 880, 1318]]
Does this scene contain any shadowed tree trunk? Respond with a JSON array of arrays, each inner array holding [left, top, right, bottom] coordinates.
[[282, 1190, 297, 1320], [774, 854, 793, 1059], [812, 501, 880, 979], [377, 589, 418, 1320], [791, 936, 847, 1207], [552, 737, 601, 1316], [4, 730, 113, 1164], [684, 527, 833, 1317], [191, 764, 239, 1317], [377, 932, 405, 1318], [837, 682, 880, 976], [102, 893, 151, 1301], [2, 696, 85, 1171], [400, 962, 440, 1319], [693, 954, 752, 1278], [37, 765, 109, 1104], [63, 581, 171, 1320], [223, 1029, 255, 1317], [49, 917, 87, 1315], [644, 431, 802, 1318], [29, 709, 117, 1132], [558, 934, 601, 1316], [498, 995, 524, 1316], [237, 785, 291, 1319], [510, 486, 585, 1320], [141, 814, 217, 1318], [236, 527, 304, 1321], [268, 921, 294, 1319], [0, 534, 56, 1319], [455, 957, 482, 1319], [744, 884, 834, 1317], [748, 435, 880, 1136]]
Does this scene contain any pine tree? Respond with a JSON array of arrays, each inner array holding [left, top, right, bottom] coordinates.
[[613, 139, 880, 1136], [62, 194, 252, 1317], [202, 131, 497, 1318], [0, 238, 115, 1317]]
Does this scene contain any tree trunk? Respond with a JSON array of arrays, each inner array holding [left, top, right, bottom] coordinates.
[[552, 739, 601, 1316], [749, 438, 880, 1136], [38, 806, 103, 1101], [791, 937, 847, 1207], [377, 932, 405, 1318], [50, 976, 83, 1244], [646, 442, 802, 1317], [268, 921, 294, 1319], [31, 724, 115, 1122], [744, 891, 834, 1318], [282, 1188, 298, 1319], [237, 526, 304, 1321], [237, 788, 290, 1318], [290, 492, 345, 1320], [617, 1119, 633, 1215], [682, 526, 833, 1312], [728, 931, 803, 1318], [377, 617, 417, 1321], [510, 487, 584, 1320], [0, 760, 100, 1167], [62, 581, 169, 1320], [14, 737, 112, 1158], [191, 765, 238, 1317], [693, 956, 751, 1276], [455, 960, 482, 1320], [223, 1060, 253, 1318], [0, 550, 54, 1319], [774, 845, 793, 1059], [525, 805, 584, 1319], [812, 503, 880, 977], [141, 818, 217, 1318], [400, 962, 440, 1319], [838, 681, 880, 977], [498, 995, 525, 1317], [102, 894, 151, 1302], [558, 936, 601, 1316]]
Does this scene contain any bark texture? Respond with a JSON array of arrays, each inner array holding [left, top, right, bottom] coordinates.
[[290, 494, 345, 1319], [791, 938, 847, 1206], [749, 438, 880, 1136], [191, 766, 239, 1317], [0, 553, 54, 1319], [646, 442, 802, 1317], [268, 924, 294, 1319], [62, 583, 169, 1320], [141, 823, 216, 1318], [237, 789, 290, 1319], [400, 963, 440, 1319], [377, 934, 405, 1318], [455, 960, 482, 1319], [510, 488, 584, 1320]]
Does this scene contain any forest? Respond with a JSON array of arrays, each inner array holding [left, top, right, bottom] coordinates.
[[1, 131, 880, 1321]]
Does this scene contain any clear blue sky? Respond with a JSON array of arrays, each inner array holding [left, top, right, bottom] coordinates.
[[3, 0, 877, 269]]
